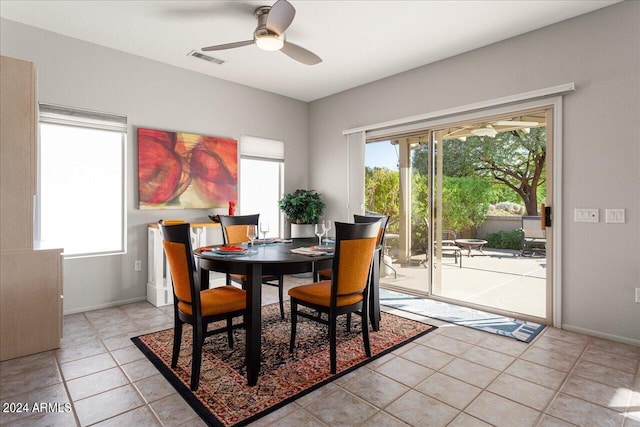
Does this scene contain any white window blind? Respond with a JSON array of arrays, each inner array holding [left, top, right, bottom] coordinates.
[[240, 135, 284, 160]]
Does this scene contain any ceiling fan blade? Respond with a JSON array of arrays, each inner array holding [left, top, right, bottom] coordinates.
[[266, 0, 296, 35], [493, 120, 539, 127], [202, 40, 254, 51], [280, 41, 322, 65]]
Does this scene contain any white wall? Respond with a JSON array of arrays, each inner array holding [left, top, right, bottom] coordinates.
[[1, 19, 309, 313], [2, 2, 638, 343], [308, 2, 640, 343]]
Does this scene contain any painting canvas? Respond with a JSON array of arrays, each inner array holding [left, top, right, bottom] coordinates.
[[137, 127, 237, 210]]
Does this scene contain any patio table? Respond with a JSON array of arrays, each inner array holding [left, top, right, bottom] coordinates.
[[454, 239, 488, 257]]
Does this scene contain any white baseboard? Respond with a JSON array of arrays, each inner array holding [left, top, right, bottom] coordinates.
[[63, 296, 148, 315], [562, 324, 640, 347]]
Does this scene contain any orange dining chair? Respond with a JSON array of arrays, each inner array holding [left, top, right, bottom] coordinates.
[[218, 214, 286, 319], [288, 221, 380, 374], [317, 214, 388, 279], [316, 214, 389, 330], [159, 221, 247, 391]]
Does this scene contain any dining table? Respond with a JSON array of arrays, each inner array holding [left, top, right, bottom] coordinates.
[[196, 238, 329, 386], [195, 237, 382, 386]]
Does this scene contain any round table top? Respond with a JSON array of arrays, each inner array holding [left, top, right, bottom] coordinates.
[[454, 239, 488, 245], [195, 238, 333, 265]]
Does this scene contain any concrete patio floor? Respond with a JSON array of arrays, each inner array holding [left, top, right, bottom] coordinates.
[[380, 248, 547, 320]]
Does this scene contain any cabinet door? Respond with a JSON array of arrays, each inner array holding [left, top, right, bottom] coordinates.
[[0, 56, 36, 251], [0, 249, 63, 361]]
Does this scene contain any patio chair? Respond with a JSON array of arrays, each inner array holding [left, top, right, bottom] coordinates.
[[421, 220, 462, 268], [441, 230, 462, 267], [521, 216, 546, 257]]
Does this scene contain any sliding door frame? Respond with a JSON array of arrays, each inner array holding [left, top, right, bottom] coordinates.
[[356, 95, 565, 327]]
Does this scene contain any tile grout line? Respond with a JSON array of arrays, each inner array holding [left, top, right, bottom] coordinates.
[[56, 312, 90, 427]]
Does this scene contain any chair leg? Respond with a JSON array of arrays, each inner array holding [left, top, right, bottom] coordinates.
[[226, 317, 234, 348], [346, 313, 352, 332], [289, 299, 298, 353], [361, 303, 372, 358], [278, 275, 285, 319], [171, 320, 183, 368], [191, 322, 204, 390], [329, 312, 337, 374]]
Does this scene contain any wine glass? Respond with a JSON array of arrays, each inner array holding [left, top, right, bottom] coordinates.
[[314, 223, 325, 246], [322, 220, 331, 243], [259, 222, 270, 242], [246, 225, 257, 247]]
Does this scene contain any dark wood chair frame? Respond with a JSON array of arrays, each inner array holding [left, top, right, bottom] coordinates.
[[160, 221, 246, 390], [316, 213, 389, 331], [218, 214, 286, 319], [289, 221, 380, 374]]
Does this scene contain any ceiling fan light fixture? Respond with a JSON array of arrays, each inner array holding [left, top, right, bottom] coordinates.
[[471, 127, 497, 138], [256, 33, 284, 51]]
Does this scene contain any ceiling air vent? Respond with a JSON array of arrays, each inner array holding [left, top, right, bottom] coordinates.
[[187, 50, 225, 65]]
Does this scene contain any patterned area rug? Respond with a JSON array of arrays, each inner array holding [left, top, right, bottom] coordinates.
[[132, 302, 436, 427], [380, 288, 545, 343]]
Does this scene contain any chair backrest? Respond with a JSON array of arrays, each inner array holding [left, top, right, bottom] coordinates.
[[522, 216, 545, 239], [219, 214, 260, 244], [159, 221, 200, 316], [354, 214, 389, 247], [331, 222, 380, 306]]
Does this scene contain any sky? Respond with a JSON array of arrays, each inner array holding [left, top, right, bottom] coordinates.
[[365, 140, 398, 170]]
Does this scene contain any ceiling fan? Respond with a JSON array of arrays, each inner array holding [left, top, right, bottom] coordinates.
[[201, 0, 322, 65], [444, 119, 541, 139]]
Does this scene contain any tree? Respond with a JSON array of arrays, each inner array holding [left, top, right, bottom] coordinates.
[[365, 167, 400, 232], [441, 176, 491, 236], [412, 127, 546, 215]]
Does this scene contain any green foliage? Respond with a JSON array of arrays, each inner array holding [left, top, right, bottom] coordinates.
[[278, 189, 325, 224], [365, 167, 491, 243], [485, 229, 523, 250], [365, 167, 400, 232], [487, 183, 522, 205], [411, 127, 547, 215], [410, 173, 430, 250], [441, 176, 491, 236]]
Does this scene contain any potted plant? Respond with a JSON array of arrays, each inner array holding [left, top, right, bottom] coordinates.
[[278, 189, 325, 238]]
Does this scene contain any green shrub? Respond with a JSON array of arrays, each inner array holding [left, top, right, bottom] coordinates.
[[485, 229, 522, 250]]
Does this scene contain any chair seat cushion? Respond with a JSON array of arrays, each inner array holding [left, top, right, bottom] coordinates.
[[288, 280, 363, 307], [178, 285, 246, 317]]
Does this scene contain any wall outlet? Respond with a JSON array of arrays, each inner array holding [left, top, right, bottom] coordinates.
[[636, 288, 640, 303], [605, 209, 625, 223], [574, 208, 599, 223], [134, 260, 142, 271]]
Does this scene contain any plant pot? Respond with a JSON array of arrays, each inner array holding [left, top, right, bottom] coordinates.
[[291, 223, 315, 239]]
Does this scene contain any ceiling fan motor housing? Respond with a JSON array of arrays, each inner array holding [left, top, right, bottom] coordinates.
[[253, 6, 285, 49]]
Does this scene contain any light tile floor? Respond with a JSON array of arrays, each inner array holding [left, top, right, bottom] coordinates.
[[1, 277, 638, 427]]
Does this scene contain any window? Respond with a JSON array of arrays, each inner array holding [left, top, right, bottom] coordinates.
[[38, 104, 126, 257], [239, 135, 284, 238]]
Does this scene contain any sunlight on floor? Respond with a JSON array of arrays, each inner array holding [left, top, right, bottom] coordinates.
[[381, 248, 546, 318]]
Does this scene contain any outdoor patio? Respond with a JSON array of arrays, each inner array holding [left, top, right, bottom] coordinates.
[[380, 247, 547, 319]]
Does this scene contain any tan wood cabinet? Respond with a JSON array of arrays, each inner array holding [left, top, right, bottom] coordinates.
[[1, 56, 36, 251], [0, 55, 63, 361]]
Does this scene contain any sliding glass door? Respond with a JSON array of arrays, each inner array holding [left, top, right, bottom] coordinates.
[[368, 106, 553, 324]]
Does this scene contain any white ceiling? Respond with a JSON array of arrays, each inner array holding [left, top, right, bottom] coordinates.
[[0, 0, 619, 102]]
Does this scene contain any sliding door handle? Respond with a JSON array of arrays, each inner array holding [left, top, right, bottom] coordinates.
[[542, 204, 552, 228]]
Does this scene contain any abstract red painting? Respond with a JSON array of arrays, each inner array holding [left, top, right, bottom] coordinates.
[[137, 127, 237, 209]]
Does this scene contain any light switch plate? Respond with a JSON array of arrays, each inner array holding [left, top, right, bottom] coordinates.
[[605, 209, 625, 223], [574, 208, 599, 223]]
